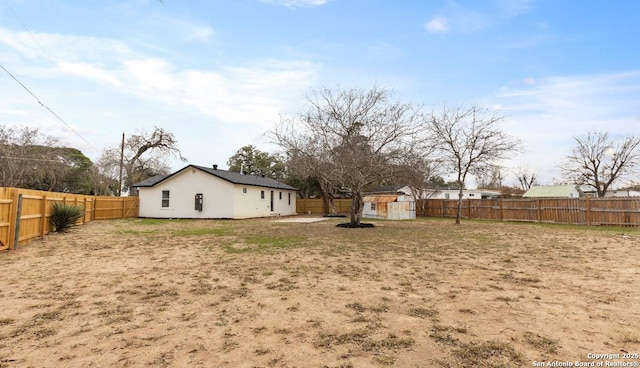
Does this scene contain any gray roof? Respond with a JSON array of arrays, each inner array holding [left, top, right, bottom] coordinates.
[[132, 164, 297, 191]]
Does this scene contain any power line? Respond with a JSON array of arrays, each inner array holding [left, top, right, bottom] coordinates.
[[1, 0, 98, 152], [0, 63, 98, 151], [3, 0, 57, 64]]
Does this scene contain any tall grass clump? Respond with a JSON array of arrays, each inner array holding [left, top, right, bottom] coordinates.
[[50, 202, 84, 233]]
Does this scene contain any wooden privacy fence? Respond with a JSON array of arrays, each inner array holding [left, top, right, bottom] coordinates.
[[297, 198, 353, 215], [297, 197, 640, 226], [0, 187, 139, 251], [418, 197, 640, 226]]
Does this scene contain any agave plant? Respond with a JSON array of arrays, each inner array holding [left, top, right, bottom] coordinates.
[[49, 202, 84, 233]]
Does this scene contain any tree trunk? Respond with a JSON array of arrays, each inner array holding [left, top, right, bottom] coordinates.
[[350, 192, 364, 227], [322, 192, 337, 215], [456, 186, 463, 225]]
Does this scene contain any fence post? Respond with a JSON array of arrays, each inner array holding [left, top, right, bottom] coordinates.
[[499, 199, 504, 221], [536, 198, 542, 223], [40, 195, 47, 238], [7, 189, 18, 250], [13, 193, 23, 250], [585, 197, 591, 226]]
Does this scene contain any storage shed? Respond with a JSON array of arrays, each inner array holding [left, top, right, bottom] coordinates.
[[362, 194, 416, 220]]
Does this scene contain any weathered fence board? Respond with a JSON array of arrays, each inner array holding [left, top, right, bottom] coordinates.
[[298, 197, 640, 227], [296, 199, 352, 215]]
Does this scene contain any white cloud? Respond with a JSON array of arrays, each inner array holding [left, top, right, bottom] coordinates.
[[57, 62, 122, 87], [425, 1, 535, 35], [424, 16, 449, 34], [0, 24, 320, 165], [489, 71, 640, 184], [493, 0, 536, 18], [259, 0, 332, 8]]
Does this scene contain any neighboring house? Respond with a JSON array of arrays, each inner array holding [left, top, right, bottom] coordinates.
[[133, 164, 297, 219], [605, 189, 640, 198], [370, 185, 499, 200], [522, 185, 583, 198], [423, 188, 500, 200]]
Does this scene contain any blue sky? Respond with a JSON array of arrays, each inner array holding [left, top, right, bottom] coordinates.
[[1, 0, 639, 187]]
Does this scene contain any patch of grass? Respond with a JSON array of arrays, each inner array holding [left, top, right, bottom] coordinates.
[[255, 347, 271, 355], [495, 296, 518, 303], [345, 302, 366, 313], [453, 340, 523, 367], [523, 332, 559, 353], [314, 329, 371, 348], [366, 333, 415, 350], [130, 218, 178, 226], [408, 307, 438, 319], [372, 354, 396, 365], [33, 310, 63, 322], [173, 227, 230, 237], [0, 317, 15, 326], [369, 304, 390, 313], [621, 331, 640, 343], [430, 325, 459, 346], [221, 234, 312, 254], [140, 288, 179, 300]]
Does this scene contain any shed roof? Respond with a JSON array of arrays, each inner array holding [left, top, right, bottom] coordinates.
[[363, 195, 400, 203], [522, 185, 581, 198], [132, 164, 297, 191]]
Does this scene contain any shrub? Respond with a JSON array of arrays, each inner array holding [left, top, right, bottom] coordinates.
[[49, 202, 84, 233]]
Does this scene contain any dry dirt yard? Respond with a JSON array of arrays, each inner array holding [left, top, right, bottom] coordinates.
[[1, 217, 639, 368]]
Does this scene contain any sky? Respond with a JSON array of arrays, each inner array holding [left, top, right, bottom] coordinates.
[[1, 0, 639, 187]]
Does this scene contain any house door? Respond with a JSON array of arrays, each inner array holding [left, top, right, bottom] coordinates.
[[270, 191, 274, 212]]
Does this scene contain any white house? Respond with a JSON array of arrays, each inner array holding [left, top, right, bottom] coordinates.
[[133, 164, 297, 219], [605, 189, 640, 197], [421, 188, 500, 200]]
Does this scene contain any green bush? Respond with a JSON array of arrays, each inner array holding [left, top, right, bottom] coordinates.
[[49, 202, 84, 233]]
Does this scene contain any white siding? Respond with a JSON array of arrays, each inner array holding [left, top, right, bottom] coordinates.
[[387, 202, 416, 220], [424, 189, 484, 200], [230, 186, 296, 218], [138, 168, 297, 219]]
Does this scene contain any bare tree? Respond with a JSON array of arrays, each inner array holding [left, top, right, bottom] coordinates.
[[389, 152, 441, 216], [98, 126, 186, 195], [272, 86, 425, 227], [475, 166, 504, 189], [515, 166, 538, 191], [285, 149, 339, 215], [561, 130, 640, 197], [0, 125, 58, 189], [427, 106, 523, 224]]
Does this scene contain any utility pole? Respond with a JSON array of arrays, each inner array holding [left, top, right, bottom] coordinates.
[[118, 132, 125, 196]]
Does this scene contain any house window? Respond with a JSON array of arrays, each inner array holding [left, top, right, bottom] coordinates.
[[242, 187, 247, 194], [469, 193, 475, 197], [161, 190, 170, 208], [371, 203, 376, 211], [261, 190, 265, 199], [279, 192, 282, 200], [288, 193, 291, 205]]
